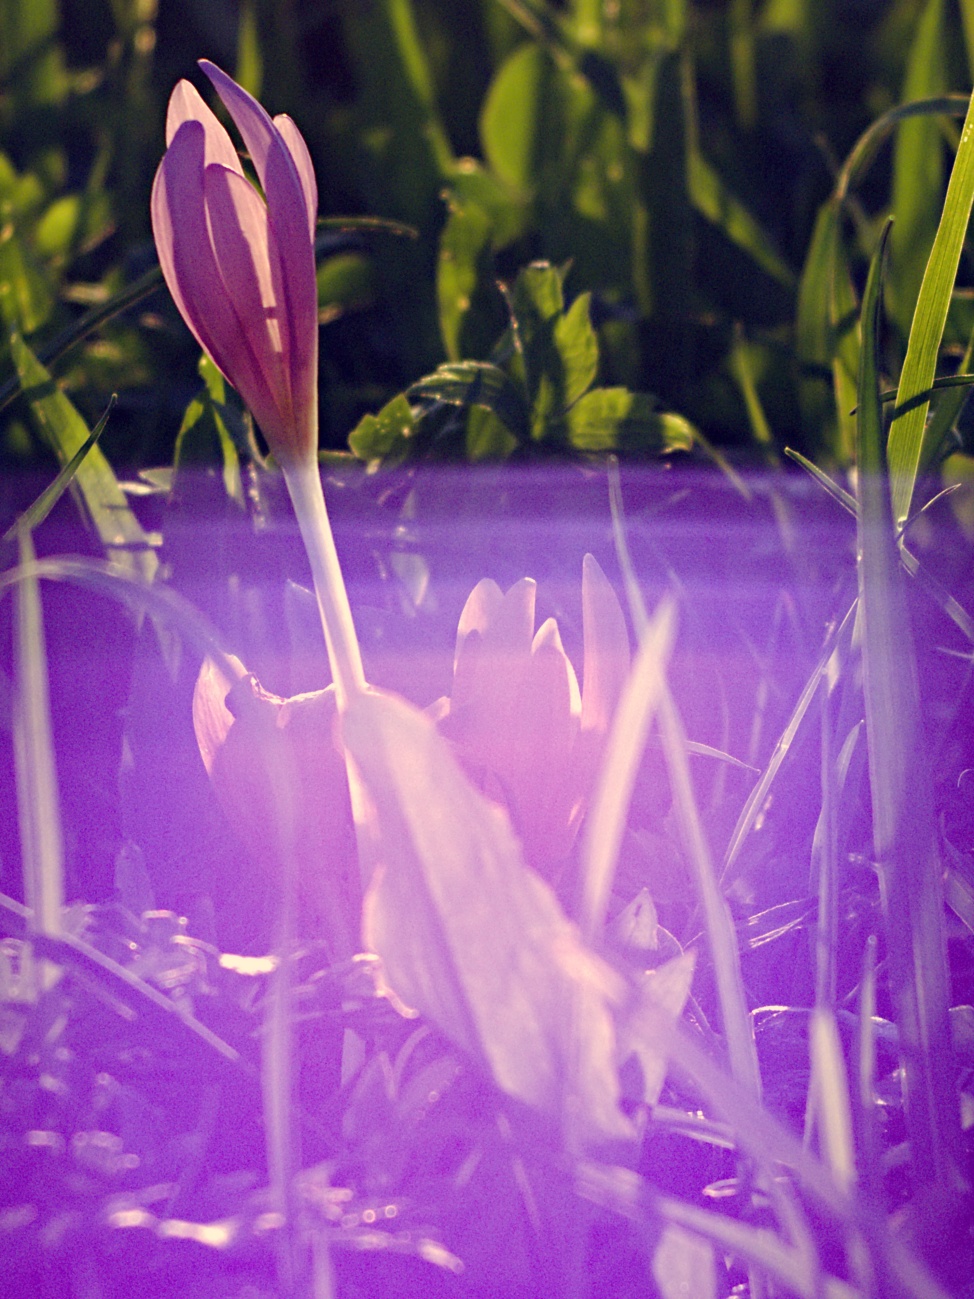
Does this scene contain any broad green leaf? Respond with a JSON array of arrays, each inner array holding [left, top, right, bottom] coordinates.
[[563, 388, 695, 453], [445, 158, 528, 248], [554, 291, 599, 408], [346, 688, 633, 1147], [888, 87, 974, 529], [465, 406, 518, 461], [408, 361, 531, 442], [856, 220, 961, 1195], [888, 0, 947, 340], [33, 191, 114, 262], [0, 226, 54, 334], [8, 330, 158, 582], [173, 356, 245, 506], [481, 42, 553, 195], [437, 195, 493, 361], [348, 393, 416, 463]]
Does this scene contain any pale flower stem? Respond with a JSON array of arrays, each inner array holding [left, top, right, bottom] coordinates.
[[282, 459, 366, 710], [281, 457, 377, 906]]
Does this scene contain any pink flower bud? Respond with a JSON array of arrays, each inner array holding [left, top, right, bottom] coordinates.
[[151, 62, 319, 469]]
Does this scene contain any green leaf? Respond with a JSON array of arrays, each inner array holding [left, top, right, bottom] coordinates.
[[173, 356, 245, 506], [7, 330, 158, 582], [504, 262, 601, 435], [554, 291, 599, 408], [347, 393, 416, 463], [481, 40, 555, 195], [0, 225, 55, 334], [437, 195, 493, 362], [345, 688, 633, 1148], [888, 86, 974, 528], [408, 362, 530, 442], [563, 388, 695, 453], [465, 406, 518, 461]]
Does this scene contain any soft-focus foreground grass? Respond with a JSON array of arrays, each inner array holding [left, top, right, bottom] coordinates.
[[2, 3, 974, 1298]]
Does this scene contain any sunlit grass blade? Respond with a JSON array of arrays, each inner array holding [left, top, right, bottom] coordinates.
[[856, 219, 964, 1199], [579, 597, 676, 944], [784, 447, 857, 516], [8, 331, 158, 582], [888, 0, 947, 340], [3, 394, 116, 543], [887, 86, 974, 529], [12, 530, 64, 989]]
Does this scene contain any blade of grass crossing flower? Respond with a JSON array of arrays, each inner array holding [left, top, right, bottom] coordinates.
[[12, 530, 64, 990], [579, 598, 676, 943], [856, 220, 964, 1197], [3, 396, 116, 542], [888, 86, 974, 529], [606, 462, 760, 1097]]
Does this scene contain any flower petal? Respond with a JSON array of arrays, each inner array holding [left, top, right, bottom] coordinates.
[[166, 78, 242, 174], [274, 113, 317, 240], [199, 62, 319, 457], [203, 162, 290, 419], [150, 120, 280, 438]]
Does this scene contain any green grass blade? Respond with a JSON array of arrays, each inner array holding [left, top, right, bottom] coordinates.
[[888, 87, 974, 529], [835, 96, 970, 202], [856, 220, 964, 1197], [0, 267, 162, 418], [3, 394, 116, 542], [8, 331, 158, 582], [579, 597, 676, 944], [607, 464, 761, 1098], [722, 600, 857, 884], [12, 530, 64, 982], [888, 0, 947, 340]]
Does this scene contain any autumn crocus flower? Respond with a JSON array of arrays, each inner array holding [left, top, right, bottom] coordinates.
[[152, 62, 364, 708], [192, 655, 358, 958], [434, 554, 630, 878]]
